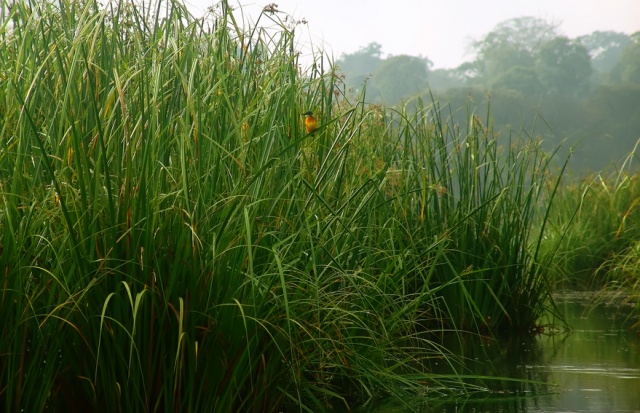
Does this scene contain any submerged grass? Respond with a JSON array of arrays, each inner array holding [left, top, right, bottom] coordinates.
[[0, 0, 564, 411]]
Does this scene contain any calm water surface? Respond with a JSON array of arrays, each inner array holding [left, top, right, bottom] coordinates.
[[361, 292, 640, 413]]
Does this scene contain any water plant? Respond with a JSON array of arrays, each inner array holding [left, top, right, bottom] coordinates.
[[541, 143, 640, 288], [0, 0, 565, 411]]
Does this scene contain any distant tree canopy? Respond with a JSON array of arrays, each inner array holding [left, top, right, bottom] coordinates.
[[474, 16, 560, 56], [336, 42, 384, 90], [336, 42, 432, 104], [610, 33, 640, 84], [471, 17, 559, 84], [489, 65, 542, 97], [577, 31, 631, 73], [536, 37, 592, 97], [334, 16, 640, 174], [336, 43, 432, 104], [469, 16, 592, 98], [373, 55, 431, 103]]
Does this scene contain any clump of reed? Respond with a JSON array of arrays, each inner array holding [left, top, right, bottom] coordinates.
[[0, 0, 564, 411], [540, 144, 640, 288]]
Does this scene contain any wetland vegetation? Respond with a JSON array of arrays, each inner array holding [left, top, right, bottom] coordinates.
[[0, 0, 638, 411]]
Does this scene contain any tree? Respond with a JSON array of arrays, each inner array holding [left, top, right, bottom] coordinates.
[[372, 55, 431, 104], [490, 65, 543, 97], [536, 37, 592, 97], [610, 32, 640, 85], [577, 31, 631, 74], [336, 42, 384, 90], [580, 84, 640, 171], [474, 16, 560, 55], [481, 44, 535, 85], [428, 68, 466, 92], [585, 84, 640, 137], [471, 17, 560, 84]]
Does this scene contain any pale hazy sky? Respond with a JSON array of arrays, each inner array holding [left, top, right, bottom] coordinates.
[[185, 0, 640, 69]]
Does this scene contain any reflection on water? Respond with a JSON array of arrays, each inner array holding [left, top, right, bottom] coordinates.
[[360, 292, 640, 413]]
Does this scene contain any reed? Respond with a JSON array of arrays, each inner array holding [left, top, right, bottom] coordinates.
[[0, 0, 564, 411], [540, 144, 640, 288]]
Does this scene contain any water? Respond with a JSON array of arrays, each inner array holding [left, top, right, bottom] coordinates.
[[361, 292, 640, 413]]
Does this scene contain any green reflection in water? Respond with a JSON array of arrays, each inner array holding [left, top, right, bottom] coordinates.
[[353, 292, 640, 413]]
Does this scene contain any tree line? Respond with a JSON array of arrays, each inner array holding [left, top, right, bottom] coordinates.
[[336, 17, 640, 173]]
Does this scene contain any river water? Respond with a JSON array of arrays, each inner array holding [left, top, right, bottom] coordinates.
[[360, 291, 640, 413]]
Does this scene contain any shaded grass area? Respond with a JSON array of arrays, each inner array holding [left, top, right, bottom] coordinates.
[[0, 0, 564, 411]]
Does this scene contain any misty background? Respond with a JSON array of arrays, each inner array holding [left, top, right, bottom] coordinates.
[[335, 17, 640, 173]]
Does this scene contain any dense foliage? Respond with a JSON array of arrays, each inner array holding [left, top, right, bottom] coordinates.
[[0, 0, 601, 412]]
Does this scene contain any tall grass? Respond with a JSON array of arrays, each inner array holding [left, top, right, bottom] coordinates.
[[540, 144, 640, 288], [0, 0, 564, 411], [387, 104, 565, 333]]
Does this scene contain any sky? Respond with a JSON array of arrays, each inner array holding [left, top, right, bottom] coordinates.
[[184, 0, 640, 69]]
